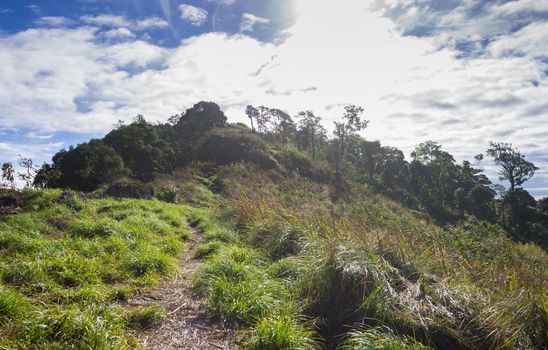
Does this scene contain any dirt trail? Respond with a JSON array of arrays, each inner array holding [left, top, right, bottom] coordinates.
[[131, 226, 236, 349]]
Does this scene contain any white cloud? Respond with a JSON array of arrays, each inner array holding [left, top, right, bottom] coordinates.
[[79, 14, 168, 33], [81, 14, 130, 27], [488, 22, 548, 58], [494, 0, 548, 15], [26, 5, 40, 13], [0, 141, 64, 168], [205, 0, 236, 5], [178, 4, 208, 27], [35, 16, 72, 27], [24, 132, 54, 140], [240, 13, 270, 32], [102, 27, 135, 40], [135, 17, 169, 30]]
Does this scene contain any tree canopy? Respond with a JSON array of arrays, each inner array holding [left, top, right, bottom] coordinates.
[[487, 141, 539, 190]]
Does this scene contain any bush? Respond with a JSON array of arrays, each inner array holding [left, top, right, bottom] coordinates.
[[197, 128, 278, 169], [106, 179, 154, 199], [156, 185, 179, 203]]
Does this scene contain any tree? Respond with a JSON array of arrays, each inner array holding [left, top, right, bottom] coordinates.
[[175, 101, 227, 139], [499, 188, 539, 240], [104, 117, 174, 181], [333, 105, 367, 160], [33, 163, 61, 188], [245, 105, 273, 134], [269, 108, 296, 143], [333, 105, 368, 197], [245, 105, 258, 132], [486, 141, 538, 190], [17, 156, 38, 188], [295, 111, 325, 158], [411, 141, 454, 165], [538, 197, 548, 214], [43, 139, 127, 191], [1, 162, 15, 188]]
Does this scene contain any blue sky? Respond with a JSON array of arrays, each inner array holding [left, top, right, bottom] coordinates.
[[0, 0, 547, 197]]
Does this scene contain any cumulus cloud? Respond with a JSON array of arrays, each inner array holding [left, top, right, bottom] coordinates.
[[240, 13, 270, 32], [179, 4, 208, 27]]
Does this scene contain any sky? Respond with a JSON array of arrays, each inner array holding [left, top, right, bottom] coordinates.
[[0, 0, 547, 197]]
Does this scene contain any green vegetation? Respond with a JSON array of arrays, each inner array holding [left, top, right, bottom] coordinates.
[[24, 101, 546, 248], [0, 189, 191, 348], [1, 101, 546, 349], [189, 163, 546, 349]]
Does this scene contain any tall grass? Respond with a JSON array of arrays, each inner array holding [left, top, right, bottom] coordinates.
[[212, 163, 547, 349], [0, 189, 191, 348]]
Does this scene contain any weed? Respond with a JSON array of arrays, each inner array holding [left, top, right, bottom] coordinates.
[[0, 286, 26, 325]]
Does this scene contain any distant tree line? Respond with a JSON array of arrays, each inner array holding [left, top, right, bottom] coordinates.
[[2, 101, 546, 247]]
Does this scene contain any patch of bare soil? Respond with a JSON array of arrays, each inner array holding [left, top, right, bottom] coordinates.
[[131, 226, 236, 349]]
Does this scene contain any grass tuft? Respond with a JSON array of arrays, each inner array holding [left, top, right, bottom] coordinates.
[[125, 306, 167, 330]]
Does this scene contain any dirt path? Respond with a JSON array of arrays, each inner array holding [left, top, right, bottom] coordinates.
[[131, 226, 236, 349]]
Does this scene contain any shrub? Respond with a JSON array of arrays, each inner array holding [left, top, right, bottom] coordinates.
[[106, 179, 154, 199], [197, 128, 278, 169], [156, 185, 179, 203]]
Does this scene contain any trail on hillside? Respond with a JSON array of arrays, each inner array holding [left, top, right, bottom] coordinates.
[[131, 226, 236, 349]]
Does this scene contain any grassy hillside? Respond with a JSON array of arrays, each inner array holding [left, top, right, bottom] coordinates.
[[180, 162, 546, 349], [0, 118, 548, 350], [0, 190, 193, 348], [1, 138, 546, 349]]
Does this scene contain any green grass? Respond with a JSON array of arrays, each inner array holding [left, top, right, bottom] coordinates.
[[125, 306, 167, 330], [201, 163, 547, 349], [0, 189, 191, 348], [339, 327, 431, 350], [192, 207, 319, 349], [2, 163, 546, 349]]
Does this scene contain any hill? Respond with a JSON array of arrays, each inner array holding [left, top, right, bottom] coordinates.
[[0, 101, 546, 349]]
